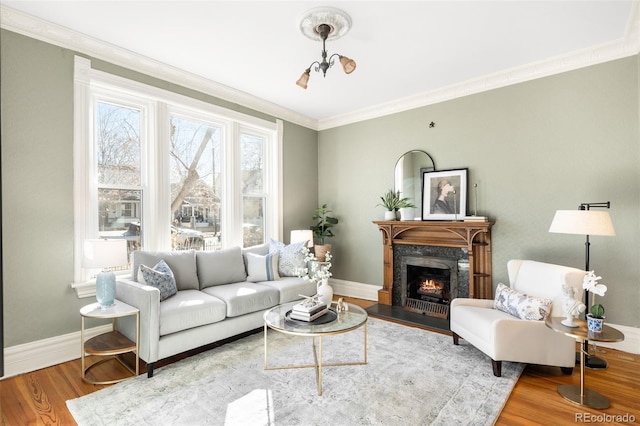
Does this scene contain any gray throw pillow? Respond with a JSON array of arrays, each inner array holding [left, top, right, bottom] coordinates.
[[139, 260, 177, 301]]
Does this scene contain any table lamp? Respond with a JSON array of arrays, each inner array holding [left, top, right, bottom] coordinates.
[[290, 230, 314, 248], [549, 202, 615, 369], [83, 239, 128, 309]]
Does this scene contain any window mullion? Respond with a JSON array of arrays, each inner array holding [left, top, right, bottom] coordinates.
[[223, 122, 242, 248], [73, 56, 93, 283]]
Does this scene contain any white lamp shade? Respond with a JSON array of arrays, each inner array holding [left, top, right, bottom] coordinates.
[[290, 230, 314, 247], [549, 210, 615, 236], [82, 239, 128, 269]]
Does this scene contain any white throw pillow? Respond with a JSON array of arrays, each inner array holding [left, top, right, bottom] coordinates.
[[493, 282, 552, 321], [246, 252, 280, 282], [269, 239, 307, 277]]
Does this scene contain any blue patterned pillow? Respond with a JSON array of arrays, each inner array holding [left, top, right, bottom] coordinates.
[[493, 283, 552, 321], [140, 260, 177, 301], [246, 252, 280, 282], [269, 239, 307, 277]]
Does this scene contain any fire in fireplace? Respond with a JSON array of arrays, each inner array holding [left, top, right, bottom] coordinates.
[[418, 279, 445, 298], [401, 256, 458, 319]]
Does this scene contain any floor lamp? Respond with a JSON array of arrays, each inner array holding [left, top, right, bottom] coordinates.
[[549, 202, 615, 369]]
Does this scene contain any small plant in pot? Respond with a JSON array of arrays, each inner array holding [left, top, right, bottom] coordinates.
[[583, 270, 607, 332], [310, 204, 338, 262], [377, 189, 416, 221]]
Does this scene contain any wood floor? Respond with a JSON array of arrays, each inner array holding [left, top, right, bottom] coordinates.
[[2, 297, 639, 425]]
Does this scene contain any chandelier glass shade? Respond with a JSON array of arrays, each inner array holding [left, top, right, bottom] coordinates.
[[296, 9, 356, 89]]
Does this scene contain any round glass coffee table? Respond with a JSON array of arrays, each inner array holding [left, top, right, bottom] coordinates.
[[263, 301, 368, 396]]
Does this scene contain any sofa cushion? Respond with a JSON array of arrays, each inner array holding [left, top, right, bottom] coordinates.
[[259, 276, 317, 304], [133, 250, 199, 291], [197, 247, 247, 289], [158, 290, 227, 336], [269, 239, 307, 277], [246, 252, 280, 282], [494, 282, 553, 321], [139, 260, 177, 302], [202, 282, 279, 317]]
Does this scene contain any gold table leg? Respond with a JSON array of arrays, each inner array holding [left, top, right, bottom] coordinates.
[[557, 342, 610, 409], [264, 322, 368, 397]]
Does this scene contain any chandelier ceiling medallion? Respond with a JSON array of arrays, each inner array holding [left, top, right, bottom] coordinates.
[[296, 7, 357, 89]]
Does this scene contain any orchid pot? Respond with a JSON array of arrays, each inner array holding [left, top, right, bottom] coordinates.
[[587, 313, 605, 333]]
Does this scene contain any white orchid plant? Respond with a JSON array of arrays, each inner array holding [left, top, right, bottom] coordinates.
[[297, 246, 332, 282], [583, 270, 607, 319]]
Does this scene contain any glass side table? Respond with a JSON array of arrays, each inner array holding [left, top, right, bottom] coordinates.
[[80, 300, 140, 384], [545, 316, 624, 409]]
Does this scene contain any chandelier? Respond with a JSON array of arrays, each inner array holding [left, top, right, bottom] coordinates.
[[296, 7, 357, 89]]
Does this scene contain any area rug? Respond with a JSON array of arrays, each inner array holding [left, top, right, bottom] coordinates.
[[67, 318, 523, 426]]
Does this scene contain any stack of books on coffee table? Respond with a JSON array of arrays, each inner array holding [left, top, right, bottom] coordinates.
[[290, 300, 329, 322]]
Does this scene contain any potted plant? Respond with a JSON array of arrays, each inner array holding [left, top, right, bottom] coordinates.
[[310, 204, 338, 262], [583, 270, 607, 332], [377, 189, 416, 220]]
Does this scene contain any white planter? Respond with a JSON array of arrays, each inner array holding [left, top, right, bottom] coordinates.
[[384, 210, 396, 221], [399, 207, 415, 221], [317, 278, 333, 306]]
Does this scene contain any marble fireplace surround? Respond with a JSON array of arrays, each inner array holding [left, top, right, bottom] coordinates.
[[370, 220, 493, 330]]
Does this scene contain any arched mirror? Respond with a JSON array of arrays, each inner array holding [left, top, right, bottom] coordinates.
[[394, 150, 435, 220]]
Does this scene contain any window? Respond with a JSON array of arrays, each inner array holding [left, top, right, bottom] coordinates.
[[73, 57, 281, 289], [168, 113, 222, 251]]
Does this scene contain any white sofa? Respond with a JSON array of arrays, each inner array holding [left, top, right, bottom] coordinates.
[[450, 259, 585, 377], [114, 243, 316, 377]]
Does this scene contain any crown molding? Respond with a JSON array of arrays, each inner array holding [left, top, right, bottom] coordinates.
[[318, 1, 640, 131], [2, 4, 639, 133], [0, 5, 318, 131]]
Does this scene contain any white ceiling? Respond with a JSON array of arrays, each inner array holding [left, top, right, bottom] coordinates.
[[1, 1, 637, 129]]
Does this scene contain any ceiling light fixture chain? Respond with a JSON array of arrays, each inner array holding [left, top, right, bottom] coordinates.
[[296, 7, 356, 89]]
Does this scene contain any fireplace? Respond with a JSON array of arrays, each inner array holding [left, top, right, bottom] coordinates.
[[370, 220, 492, 332], [401, 256, 458, 319]]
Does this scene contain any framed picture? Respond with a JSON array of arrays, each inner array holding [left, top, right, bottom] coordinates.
[[422, 169, 468, 220]]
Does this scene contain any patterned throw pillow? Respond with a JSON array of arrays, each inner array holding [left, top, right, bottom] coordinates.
[[493, 282, 553, 321], [269, 239, 307, 277], [246, 252, 280, 282], [139, 260, 178, 301]]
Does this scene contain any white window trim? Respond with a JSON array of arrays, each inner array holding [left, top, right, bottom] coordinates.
[[72, 56, 282, 296]]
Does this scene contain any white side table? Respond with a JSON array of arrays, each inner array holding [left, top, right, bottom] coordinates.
[[80, 300, 139, 384]]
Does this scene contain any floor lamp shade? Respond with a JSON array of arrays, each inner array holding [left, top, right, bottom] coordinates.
[[548, 210, 615, 237], [83, 239, 128, 308], [290, 230, 314, 248]]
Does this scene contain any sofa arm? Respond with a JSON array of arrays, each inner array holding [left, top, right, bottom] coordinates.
[[450, 298, 494, 309], [115, 278, 161, 364]]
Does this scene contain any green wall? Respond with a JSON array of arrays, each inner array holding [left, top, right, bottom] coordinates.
[[319, 56, 640, 328], [0, 29, 317, 347], [2, 27, 639, 352]]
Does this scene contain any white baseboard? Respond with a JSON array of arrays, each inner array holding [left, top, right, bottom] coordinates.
[[3, 283, 638, 379], [330, 278, 380, 301], [591, 323, 640, 355], [2, 324, 111, 379]]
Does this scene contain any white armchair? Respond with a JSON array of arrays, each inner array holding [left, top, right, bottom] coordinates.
[[450, 259, 585, 377]]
